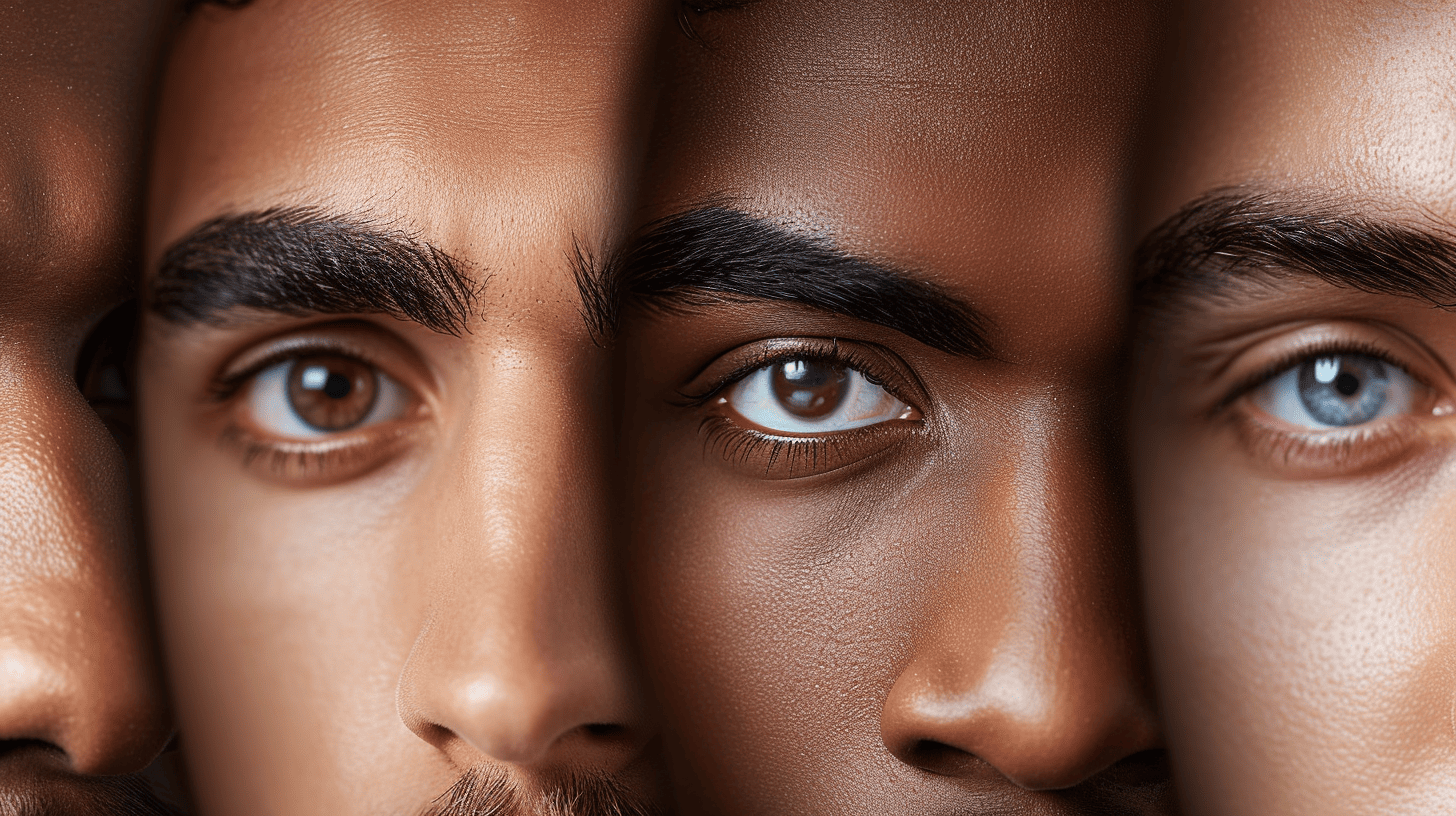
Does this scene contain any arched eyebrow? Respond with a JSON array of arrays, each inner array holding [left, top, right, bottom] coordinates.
[[586, 205, 994, 358], [1136, 188, 1456, 312], [148, 207, 478, 335]]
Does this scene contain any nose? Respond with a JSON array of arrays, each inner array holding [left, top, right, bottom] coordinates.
[[880, 410, 1161, 791], [0, 357, 170, 774], [396, 361, 649, 775]]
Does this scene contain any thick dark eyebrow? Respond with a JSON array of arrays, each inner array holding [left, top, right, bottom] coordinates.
[[582, 206, 993, 357], [149, 207, 478, 335], [1136, 188, 1456, 312]]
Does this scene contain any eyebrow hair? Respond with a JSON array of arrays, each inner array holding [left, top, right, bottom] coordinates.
[[1136, 188, 1456, 311], [585, 205, 993, 357], [149, 207, 478, 335]]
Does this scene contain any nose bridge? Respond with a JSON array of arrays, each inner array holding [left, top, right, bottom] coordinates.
[[396, 343, 644, 772], [0, 353, 168, 774], [882, 397, 1158, 790]]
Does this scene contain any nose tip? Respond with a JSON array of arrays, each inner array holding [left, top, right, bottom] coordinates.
[[0, 620, 171, 775], [402, 666, 643, 771], [881, 643, 1163, 792]]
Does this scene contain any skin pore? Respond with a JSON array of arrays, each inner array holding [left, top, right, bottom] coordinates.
[[140, 1, 666, 813], [1131, 2, 1456, 814], [610, 1, 1172, 813], [0, 2, 180, 814]]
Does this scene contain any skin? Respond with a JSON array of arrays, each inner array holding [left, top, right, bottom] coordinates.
[[140, 1, 666, 814], [0, 1, 178, 813], [614, 2, 1172, 813], [1132, 3, 1456, 814]]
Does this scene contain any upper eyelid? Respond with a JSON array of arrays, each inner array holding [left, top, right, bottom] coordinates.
[[677, 337, 924, 409], [209, 322, 435, 403]]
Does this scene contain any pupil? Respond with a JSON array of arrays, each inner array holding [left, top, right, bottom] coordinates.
[[1334, 371, 1360, 397], [323, 372, 352, 399]]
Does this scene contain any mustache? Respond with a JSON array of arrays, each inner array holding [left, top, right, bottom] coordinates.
[[0, 773, 184, 816], [418, 765, 660, 816]]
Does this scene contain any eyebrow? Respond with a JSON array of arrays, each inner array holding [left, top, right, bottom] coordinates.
[[1135, 188, 1456, 311], [149, 207, 477, 335], [585, 205, 994, 357]]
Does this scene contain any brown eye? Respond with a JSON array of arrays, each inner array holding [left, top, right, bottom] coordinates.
[[285, 355, 378, 431], [771, 359, 848, 418]]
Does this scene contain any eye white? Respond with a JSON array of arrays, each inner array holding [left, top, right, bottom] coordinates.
[[724, 364, 912, 435], [1253, 354, 1417, 430], [245, 359, 410, 440]]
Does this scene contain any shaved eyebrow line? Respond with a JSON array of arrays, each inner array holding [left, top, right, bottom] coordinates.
[[149, 207, 478, 335], [585, 205, 994, 358], [1136, 188, 1456, 311]]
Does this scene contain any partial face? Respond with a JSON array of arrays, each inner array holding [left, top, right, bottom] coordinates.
[[141, 2, 664, 813], [1132, 3, 1456, 813], [613, 2, 1169, 813], [0, 2, 178, 813]]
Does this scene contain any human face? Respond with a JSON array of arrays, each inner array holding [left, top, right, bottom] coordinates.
[[140, 2, 665, 814], [1131, 2, 1456, 813], [0, 2, 179, 814], [611, 2, 1170, 813]]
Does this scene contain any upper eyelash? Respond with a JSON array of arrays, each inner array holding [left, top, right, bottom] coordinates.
[[674, 340, 903, 408], [208, 341, 383, 403], [1217, 338, 1422, 416]]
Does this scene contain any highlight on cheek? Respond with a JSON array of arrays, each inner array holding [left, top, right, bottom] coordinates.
[[723, 358, 917, 435]]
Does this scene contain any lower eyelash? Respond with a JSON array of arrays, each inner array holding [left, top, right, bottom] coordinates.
[[1228, 409, 1423, 477], [220, 423, 417, 483], [699, 415, 905, 478]]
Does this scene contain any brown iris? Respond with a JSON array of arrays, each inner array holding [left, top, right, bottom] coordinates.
[[285, 355, 378, 431], [771, 359, 848, 419]]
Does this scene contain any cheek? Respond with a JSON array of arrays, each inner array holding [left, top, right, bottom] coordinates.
[[624, 454, 925, 800], [1136, 433, 1456, 810]]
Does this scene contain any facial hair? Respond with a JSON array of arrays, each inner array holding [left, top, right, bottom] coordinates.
[[0, 773, 184, 816], [418, 765, 660, 816]]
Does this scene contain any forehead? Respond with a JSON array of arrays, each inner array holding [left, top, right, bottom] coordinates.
[[1139, 0, 1456, 230], [647, 0, 1158, 297], [150, 0, 655, 266]]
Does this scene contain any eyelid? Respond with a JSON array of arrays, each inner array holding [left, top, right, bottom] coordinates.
[[1206, 320, 1452, 419], [677, 336, 927, 414], [209, 320, 438, 410]]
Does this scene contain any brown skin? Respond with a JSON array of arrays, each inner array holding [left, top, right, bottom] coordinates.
[[141, 1, 666, 814], [1133, 2, 1456, 814], [616, 2, 1171, 813], [0, 0, 176, 811]]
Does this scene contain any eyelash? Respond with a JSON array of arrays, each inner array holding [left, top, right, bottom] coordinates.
[[1218, 337, 1422, 416], [210, 338, 419, 482], [683, 340, 919, 476]]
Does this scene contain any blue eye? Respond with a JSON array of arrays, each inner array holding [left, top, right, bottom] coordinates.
[[1253, 353, 1418, 429], [246, 355, 412, 439], [723, 358, 915, 435]]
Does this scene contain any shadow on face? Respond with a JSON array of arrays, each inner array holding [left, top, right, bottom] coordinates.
[[139, 1, 672, 814], [609, 1, 1172, 813], [1132, 2, 1456, 815], [0, 2, 182, 815]]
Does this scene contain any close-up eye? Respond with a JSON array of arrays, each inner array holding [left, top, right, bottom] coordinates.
[[723, 358, 916, 435], [1251, 352, 1421, 431], [246, 353, 413, 440]]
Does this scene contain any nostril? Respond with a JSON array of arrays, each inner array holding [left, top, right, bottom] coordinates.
[[583, 723, 625, 739], [899, 740, 994, 779]]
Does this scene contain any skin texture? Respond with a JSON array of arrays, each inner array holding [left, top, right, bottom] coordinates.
[[1132, 2, 1456, 814], [0, 1, 178, 813], [613, 2, 1172, 813], [140, 1, 666, 814]]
